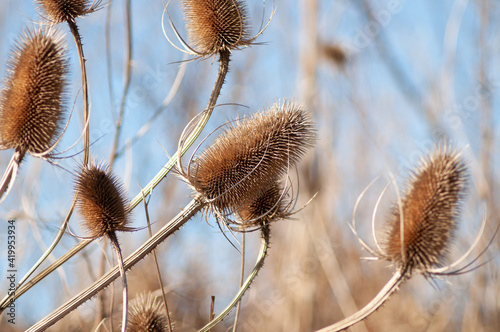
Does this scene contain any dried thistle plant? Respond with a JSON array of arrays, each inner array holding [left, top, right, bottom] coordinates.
[[75, 162, 133, 332], [35, 0, 103, 24], [181, 0, 251, 56], [317, 144, 489, 332], [126, 293, 170, 332], [382, 145, 468, 275], [180, 100, 315, 226], [0, 27, 68, 202]]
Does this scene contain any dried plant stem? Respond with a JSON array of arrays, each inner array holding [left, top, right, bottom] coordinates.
[[26, 198, 204, 332], [199, 227, 270, 332], [108, 0, 133, 169], [315, 271, 406, 332], [142, 190, 174, 332], [0, 198, 75, 312], [67, 19, 90, 165], [109, 233, 128, 332], [232, 233, 245, 332], [0, 150, 24, 202]]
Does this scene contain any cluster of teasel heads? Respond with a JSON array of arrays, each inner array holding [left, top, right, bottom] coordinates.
[[0, 0, 491, 331], [180, 100, 315, 231]]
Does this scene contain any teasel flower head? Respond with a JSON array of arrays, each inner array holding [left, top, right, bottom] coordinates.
[[182, 100, 315, 223], [182, 0, 250, 55], [127, 293, 170, 332], [318, 145, 489, 332], [168, 0, 272, 58], [234, 181, 294, 232], [75, 162, 132, 239], [36, 0, 103, 24], [0, 27, 68, 156], [382, 144, 468, 275]]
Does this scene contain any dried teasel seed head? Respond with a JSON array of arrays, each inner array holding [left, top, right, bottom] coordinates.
[[75, 163, 131, 239], [127, 293, 169, 332], [383, 144, 468, 274], [36, 0, 98, 23], [236, 182, 288, 229], [321, 43, 347, 67], [0, 28, 67, 155], [188, 100, 315, 218], [182, 0, 251, 55]]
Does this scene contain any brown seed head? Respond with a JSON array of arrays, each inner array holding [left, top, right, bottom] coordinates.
[[236, 182, 289, 229], [75, 163, 130, 239], [127, 293, 169, 332], [36, 0, 96, 23], [0, 28, 67, 155], [182, 0, 250, 55], [383, 145, 468, 274], [188, 100, 315, 218], [321, 43, 347, 67]]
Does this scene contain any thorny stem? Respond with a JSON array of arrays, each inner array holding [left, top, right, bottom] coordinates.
[[67, 19, 90, 166], [108, 0, 133, 169], [109, 233, 128, 332], [4, 48, 231, 317], [26, 198, 204, 332], [142, 190, 174, 332], [315, 271, 406, 332], [199, 226, 270, 332]]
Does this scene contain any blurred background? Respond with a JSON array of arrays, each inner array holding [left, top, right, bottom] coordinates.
[[0, 0, 498, 331]]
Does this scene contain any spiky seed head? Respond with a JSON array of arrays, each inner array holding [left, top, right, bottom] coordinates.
[[182, 0, 250, 55], [236, 182, 288, 229], [188, 100, 315, 218], [36, 0, 94, 23], [75, 163, 130, 239], [383, 145, 468, 274], [127, 293, 169, 332], [0, 28, 67, 155]]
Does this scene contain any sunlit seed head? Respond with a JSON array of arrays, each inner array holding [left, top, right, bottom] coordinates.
[[188, 100, 316, 218], [36, 0, 94, 23], [383, 144, 468, 274], [127, 293, 169, 332], [236, 182, 289, 228], [0, 28, 67, 155], [75, 163, 130, 239], [182, 0, 250, 55]]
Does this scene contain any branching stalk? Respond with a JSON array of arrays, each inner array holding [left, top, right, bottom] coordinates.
[[26, 198, 204, 331]]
